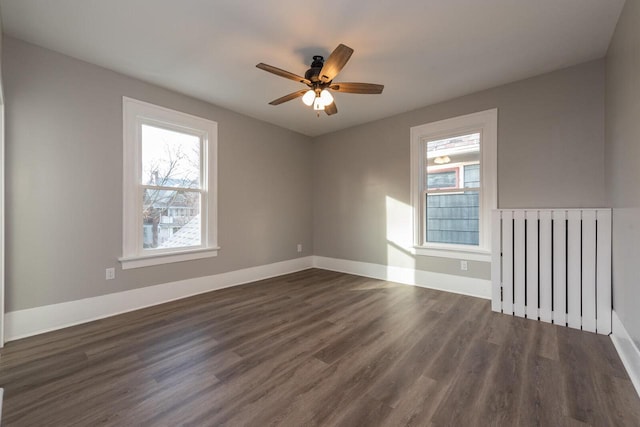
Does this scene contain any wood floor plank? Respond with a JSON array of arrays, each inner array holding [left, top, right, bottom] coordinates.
[[516, 354, 567, 426], [557, 327, 619, 426], [333, 395, 394, 427], [203, 357, 330, 426], [366, 301, 477, 408], [475, 316, 535, 425], [377, 374, 441, 427], [0, 269, 637, 426], [430, 338, 499, 426], [272, 306, 439, 425]]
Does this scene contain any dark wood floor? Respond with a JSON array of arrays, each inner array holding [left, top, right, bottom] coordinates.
[[0, 269, 638, 426]]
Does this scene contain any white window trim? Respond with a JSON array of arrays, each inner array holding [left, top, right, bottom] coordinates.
[[410, 108, 497, 262], [120, 97, 219, 269]]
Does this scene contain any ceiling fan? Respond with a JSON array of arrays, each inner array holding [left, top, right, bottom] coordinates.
[[256, 43, 384, 116]]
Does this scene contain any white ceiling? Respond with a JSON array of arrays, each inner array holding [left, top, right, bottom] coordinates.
[[0, 0, 625, 137]]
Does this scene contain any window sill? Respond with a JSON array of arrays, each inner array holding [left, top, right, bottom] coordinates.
[[414, 245, 491, 262], [119, 247, 220, 269]]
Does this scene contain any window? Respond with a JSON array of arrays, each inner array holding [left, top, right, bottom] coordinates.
[[120, 97, 218, 269], [411, 109, 497, 261]]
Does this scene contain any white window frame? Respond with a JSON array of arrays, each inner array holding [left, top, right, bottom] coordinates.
[[120, 97, 219, 269], [410, 108, 497, 262]]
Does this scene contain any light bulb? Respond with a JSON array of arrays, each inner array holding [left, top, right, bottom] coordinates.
[[302, 90, 315, 106], [320, 89, 334, 105], [313, 97, 325, 111], [434, 156, 451, 165]]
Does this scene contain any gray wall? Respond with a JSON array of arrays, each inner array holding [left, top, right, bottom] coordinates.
[[4, 37, 313, 312], [313, 60, 606, 280], [606, 0, 640, 347]]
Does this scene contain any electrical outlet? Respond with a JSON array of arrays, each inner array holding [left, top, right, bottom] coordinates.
[[460, 260, 468, 271], [106, 267, 115, 280], [297, 244, 303, 253]]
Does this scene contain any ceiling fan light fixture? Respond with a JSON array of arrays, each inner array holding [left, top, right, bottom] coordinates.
[[320, 89, 334, 105], [302, 89, 315, 106], [313, 97, 325, 111]]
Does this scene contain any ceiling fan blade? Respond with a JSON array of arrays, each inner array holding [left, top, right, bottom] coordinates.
[[269, 89, 309, 105], [329, 82, 384, 94], [319, 44, 354, 83], [256, 63, 311, 85], [324, 101, 338, 116]]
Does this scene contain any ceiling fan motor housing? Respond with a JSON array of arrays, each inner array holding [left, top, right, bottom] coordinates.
[[305, 55, 325, 83]]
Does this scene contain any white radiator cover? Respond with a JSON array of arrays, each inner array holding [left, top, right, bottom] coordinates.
[[491, 209, 612, 335]]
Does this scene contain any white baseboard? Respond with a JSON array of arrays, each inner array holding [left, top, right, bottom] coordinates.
[[611, 310, 640, 399], [312, 256, 491, 300], [4, 256, 314, 342]]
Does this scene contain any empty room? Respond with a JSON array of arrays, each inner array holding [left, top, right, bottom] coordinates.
[[0, 0, 639, 425]]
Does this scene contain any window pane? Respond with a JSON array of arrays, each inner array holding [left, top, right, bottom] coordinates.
[[143, 189, 201, 249], [141, 124, 201, 189], [426, 191, 479, 245]]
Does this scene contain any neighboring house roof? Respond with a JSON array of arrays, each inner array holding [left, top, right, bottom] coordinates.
[[143, 178, 199, 210], [147, 176, 198, 188], [159, 214, 201, 248]]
